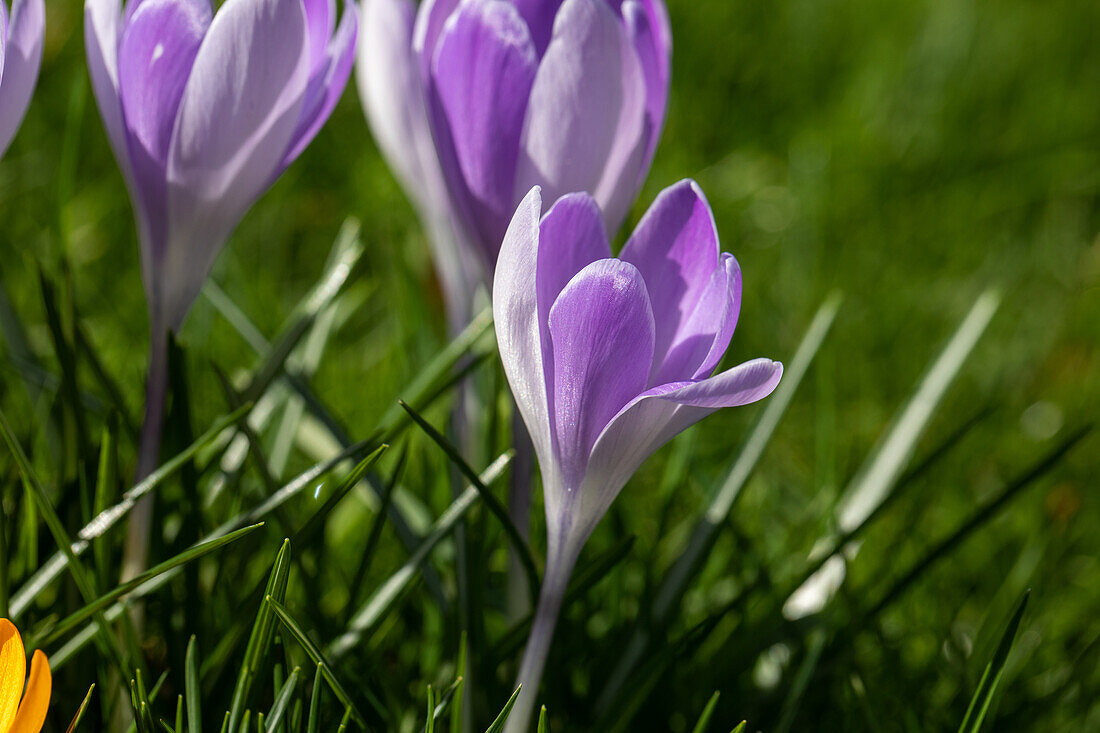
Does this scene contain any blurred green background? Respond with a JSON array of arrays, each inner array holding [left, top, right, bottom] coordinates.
[[1, 0, 1098, 729]]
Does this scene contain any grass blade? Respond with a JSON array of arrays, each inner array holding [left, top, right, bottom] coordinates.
[[483, 686, 522, 733], [691, 692, 720, 733], [266, 597, 369, 729], [186, 636, 202, 733], [36, 522, 264, 645], [328, 452, 513, 658], [65, 684, 96, 733], [399, 400, 539, 606], [785, 289, 1000, 621], [957, 591, 1031, 733], [228, 540, 293, 732], [9, 405, 251, 618], [265, 666, 301, 733]]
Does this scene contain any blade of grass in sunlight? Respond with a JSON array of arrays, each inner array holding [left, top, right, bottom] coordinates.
[[784, 289, 1001, 622], [483, 686, 521, 733], [957, 591, 1030, 733], [65, 684, 96, 733], [328, 452, 513, 658]]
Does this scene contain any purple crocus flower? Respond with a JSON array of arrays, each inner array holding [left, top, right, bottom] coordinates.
[[85, 0, 357, 578], [359, 0, 670, 326], [86, 0, 358, 334], [0, 0, 45, 162], [495, 180, 783, 729]]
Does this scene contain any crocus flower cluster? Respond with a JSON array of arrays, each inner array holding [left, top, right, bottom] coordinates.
[[86, 0, 358, 333], [495, 181, 783, 730], [359, 0, 670, 325], [0, 620, 51, 733], [0, 0, 44, 162]]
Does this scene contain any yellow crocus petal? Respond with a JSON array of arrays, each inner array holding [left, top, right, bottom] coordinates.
[[0, 620, 27, 733], [8, 651, 50, 733]]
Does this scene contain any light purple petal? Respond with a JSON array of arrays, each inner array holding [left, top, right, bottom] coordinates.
[[357, 0, 432, 206], [547, 258, 654, 490], [162, 0, 310, 329], [652, 251, 741, 384], [494, 186, 555, 474], [117, 0, 210, 254], [514, 0, 647, 236], [622, 0, 668, 176], [510, 0, 561, 55], [428, 0, 537, 264], [303, 0, 335, 68], [569, 358, 782, 545], [411, 0, 459, 78], [280, 0, 357, 169], [621, 179, 722, 382], [0, 0, 44, 159], [535, 192, 612, 359], [86, 0, 132, 178]]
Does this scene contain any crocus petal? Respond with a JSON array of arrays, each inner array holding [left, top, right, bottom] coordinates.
[[622, 0, 667, 175], [510, 0, 562, 55], [117, 0, 210, 252], [571, 358, 782, 546], [535, 192, 612, 363], [358, 0, 432, 206], [514, 0, 647, 235], [621, 179, 722, 382], [162, 0, 310, 329], [0, 0, 45, 159], [0, 619, 26, 733], [494, 187, 555, 471], [85, 0, 132, 178], [281, 0, 357, 168], [652, 252, 741, 384], [8, 650, 50, 733], [411, 0, 459, 78], [547, 258, 654, 492], [428, 0, 538, 264], [303, 0, 335, 68]]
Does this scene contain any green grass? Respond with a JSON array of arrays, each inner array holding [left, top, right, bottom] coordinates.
[[1, 0, 1098, 730]]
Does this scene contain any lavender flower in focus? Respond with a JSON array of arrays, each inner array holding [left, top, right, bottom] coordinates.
[[358, 0, 670, 326], [0, 0, 45, 162], [495, 181, 783, 730]]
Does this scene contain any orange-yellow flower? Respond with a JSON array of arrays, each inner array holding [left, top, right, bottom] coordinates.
[[0, 619, 51, 733]]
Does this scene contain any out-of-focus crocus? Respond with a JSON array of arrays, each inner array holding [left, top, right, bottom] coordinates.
[[0, 619, 51, 733], [495, 181, 783, 730], [0, 0, 45, 162], [85, 0, 357, 578], [359, 0, 670, 327]]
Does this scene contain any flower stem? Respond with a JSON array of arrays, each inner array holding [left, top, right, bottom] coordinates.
[[507, 415, 534, 620], [506, 541, 579, 733], [121, 325, 169, 584]]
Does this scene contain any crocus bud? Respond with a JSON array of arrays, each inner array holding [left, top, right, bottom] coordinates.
[[85, 0, 358, 333], [359, 0, 670, 323], [0, 0, 45, 162], [495, 181, 783, 730]]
